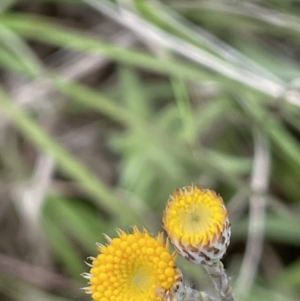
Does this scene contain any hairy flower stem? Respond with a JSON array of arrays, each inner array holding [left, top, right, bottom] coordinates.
[[175, 285, 219, 301], [203, 261, 235, 301]]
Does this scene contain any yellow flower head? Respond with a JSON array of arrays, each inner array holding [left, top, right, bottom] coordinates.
[[163, 185, 231, 265], [83, 227, 182, 301]]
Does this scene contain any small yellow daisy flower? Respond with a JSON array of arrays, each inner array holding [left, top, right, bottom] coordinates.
[[83, 226, 182, 301], [163, 185, 231, 265]]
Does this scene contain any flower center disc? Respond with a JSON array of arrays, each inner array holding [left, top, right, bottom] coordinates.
[[131, 266, 153, 289], [86, 228, 179, 301], [182, 204, 212, 235], [163, 186, 227, 246]]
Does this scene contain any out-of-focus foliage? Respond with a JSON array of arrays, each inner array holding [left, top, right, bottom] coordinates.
[[0, 1, 300, 301]]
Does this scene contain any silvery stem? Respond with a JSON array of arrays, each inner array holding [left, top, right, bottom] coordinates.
[[203, 261, 235, 301], [175, 284, 219, 301]]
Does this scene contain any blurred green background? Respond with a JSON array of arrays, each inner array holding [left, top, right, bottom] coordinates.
[[0, 0, 300, 300]]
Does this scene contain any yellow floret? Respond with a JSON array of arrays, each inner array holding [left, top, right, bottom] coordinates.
[[164, 185, 227, 247], [83, 226, 180, 301], [163, 185, 231, 265]]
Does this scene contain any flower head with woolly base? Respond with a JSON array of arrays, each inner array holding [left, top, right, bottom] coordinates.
[[82, 226, 182, 301], [163, 185, 231, 265]]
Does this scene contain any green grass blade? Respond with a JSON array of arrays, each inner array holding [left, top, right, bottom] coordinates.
[[0, 86, 141, 225], [0, 13, 211, 82]]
